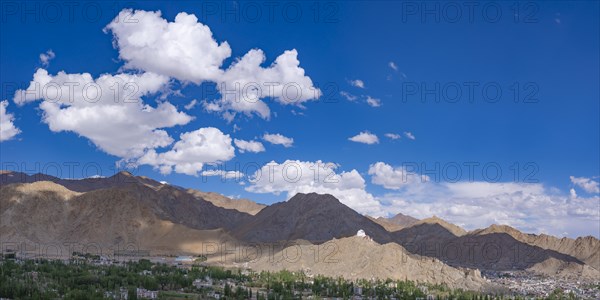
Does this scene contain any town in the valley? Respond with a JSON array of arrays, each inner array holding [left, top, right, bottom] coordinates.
[[1, 249, 598, 300]]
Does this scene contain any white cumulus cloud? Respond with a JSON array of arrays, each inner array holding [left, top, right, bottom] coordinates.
[[105, 9, 230, 83], [0, 100, 20, 142], [234, 138, 265, 153], [368, 162, 429, 190], [139, 127, 235, 176], [14, 69, 191, 158], [105, 9, 320, 120], [349, 131, 379, 144]]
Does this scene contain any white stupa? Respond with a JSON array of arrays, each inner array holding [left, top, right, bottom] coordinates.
[[356, 229, 366, 237]]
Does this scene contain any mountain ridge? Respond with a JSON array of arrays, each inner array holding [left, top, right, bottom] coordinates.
[[1, 171, 598, 282]]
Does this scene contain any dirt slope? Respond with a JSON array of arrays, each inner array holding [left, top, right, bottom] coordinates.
[[240, 236, 488, 291]]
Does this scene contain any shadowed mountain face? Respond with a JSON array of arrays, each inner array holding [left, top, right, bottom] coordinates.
[[0, 170, 164, 192], [393, 223, 596, 277], [233, 193, 392, 244]]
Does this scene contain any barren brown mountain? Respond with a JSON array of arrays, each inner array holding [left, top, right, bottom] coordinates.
[[368, 212, 419, 232], [393, 223, 599, 279], [232, 193, 392, 244], [1, 170, 266, 215], [1, 171, 599, 283], [0, 181, 238, 255]]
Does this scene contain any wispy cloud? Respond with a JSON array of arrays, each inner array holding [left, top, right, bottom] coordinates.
[[184, 99, 198, 110], [366, 96, 381, 107], [39, 49, 55, 67], [263, 133, 294, 147], [384, 133, 401, 140], [340, 91, 358, 102]]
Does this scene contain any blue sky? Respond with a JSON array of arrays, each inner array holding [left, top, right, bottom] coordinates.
[[1, 1, 598, 237]]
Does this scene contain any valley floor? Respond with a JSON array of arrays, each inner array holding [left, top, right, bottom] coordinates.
[[1, 254, 598, 300]]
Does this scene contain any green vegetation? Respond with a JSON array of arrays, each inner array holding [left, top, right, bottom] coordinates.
[[0, 257, 585, 299]]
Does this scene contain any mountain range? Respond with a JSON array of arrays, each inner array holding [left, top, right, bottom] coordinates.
[[1, 170, 598, 290]]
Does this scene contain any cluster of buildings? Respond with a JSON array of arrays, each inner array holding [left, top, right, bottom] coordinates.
[[485, 271, 600, 299], [103, 288, 158, 299]]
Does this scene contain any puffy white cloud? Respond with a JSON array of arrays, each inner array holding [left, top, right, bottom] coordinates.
[[208, 49, 321, 120], [366, 96, 381, 107], [201, 169, 244, 180], [105, 9, 230, 83], [105, 9, 320, 120], [263, 133, 294, 147], [368, 162, 429, 190], [246, 160, 384, 216], [384, 133, 401, 140], [39, 50, 55, 67], [139, 127, 235, 176], [14, 69, 191, 158], [349, 131, 379, 144], [389, 61, 398, 71], [0, 100, 20, 141], [404, 131, 415, 140], [349, 79, 365, 88], [570, 176, 600, 194], [234, 138, 265, 153]]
